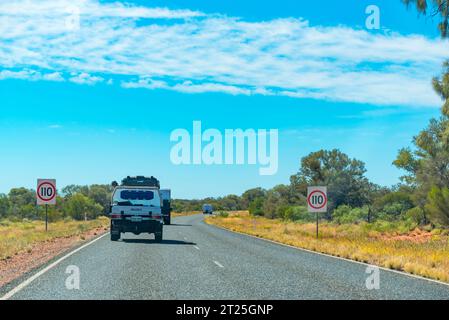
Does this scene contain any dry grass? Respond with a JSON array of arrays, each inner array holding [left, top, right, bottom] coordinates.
[[205, 212, 449, 283], [172, 211, 202, 217], [0, 217, 109, 261]]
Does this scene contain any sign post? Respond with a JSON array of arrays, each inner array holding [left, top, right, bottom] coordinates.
[[307, 186, 327, 239], [37, 179, 57, 232]]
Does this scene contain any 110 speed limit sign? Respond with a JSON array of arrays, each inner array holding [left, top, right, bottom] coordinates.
[[307, 186, 327, 213], [37, 179, 57, 205]]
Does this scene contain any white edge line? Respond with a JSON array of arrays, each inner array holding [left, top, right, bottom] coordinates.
[[207, 222, 449, 288], [194, 246, 200, 250], [0, 232, 110, 300], [214, 260, 224, 268]]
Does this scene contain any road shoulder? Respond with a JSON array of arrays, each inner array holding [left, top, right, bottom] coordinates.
[[204, 216, 449, 288], [0, 226, 108, 293]]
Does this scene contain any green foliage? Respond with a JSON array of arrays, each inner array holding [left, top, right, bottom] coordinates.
[[172, 193, 247, 213], [241, 188, 266, 208], [0, 194, 10, 218], [262, 185, 290, 219], [87, 184, 113, 214], [425, 186, 449, 226], [220, 194, 242, 211], [333, 205, 369, 224], [217, 211, 229, 218], [361, 219, 417, 234], [393, 62, 449, 215], [62, 185, 89, 198], [7, 188, 36, 218], [38, 205, 64, 222], [63, 193, 103, 220], [248, 197, 264, 216], [402, 0, 449, 37], [405, 206, 426, 224], [433, 61, 449, 115], [373, 191, 414, 220], [290, 149, 371, 214], [8, 188, 35, 206], [0, 184, 112, 222], [282, 206, 312, 222], [393, 148, 419, 185]]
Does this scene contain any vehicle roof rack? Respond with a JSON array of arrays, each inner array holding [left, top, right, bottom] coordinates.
[[121, 176, 160, 188]]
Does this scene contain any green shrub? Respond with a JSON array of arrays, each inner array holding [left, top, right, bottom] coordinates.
[[332, 205, 368, 224], [362, 219, 416, 234], [218, 211, 229, 218], [405, 207, 425, 224], [425, 186, 449, 227], [249, 198, 264, 216], [283, 206, 311, 222]]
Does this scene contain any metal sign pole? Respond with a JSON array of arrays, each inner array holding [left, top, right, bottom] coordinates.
[[316, 212, 319, 239], [45, 204, 48, 232]]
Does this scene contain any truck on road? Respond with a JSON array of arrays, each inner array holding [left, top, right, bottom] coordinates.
[[109, 176, 169, 242], [202, 204, 213, 215], [160, 189, 172, 225]]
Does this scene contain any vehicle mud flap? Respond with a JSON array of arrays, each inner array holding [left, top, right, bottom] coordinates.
[[154, 225, 163, 243]]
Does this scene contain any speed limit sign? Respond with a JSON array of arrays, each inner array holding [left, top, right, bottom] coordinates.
[[37, 179, 57, 205], [307, 186, 327, 213]]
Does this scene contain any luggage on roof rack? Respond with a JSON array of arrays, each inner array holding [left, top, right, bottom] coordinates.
[[121, 176, 160, 188]]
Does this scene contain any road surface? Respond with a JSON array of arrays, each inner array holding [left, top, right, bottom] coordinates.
[[1, 214, 449, 300]]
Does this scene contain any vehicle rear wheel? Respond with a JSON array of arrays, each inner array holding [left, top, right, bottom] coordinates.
[[164, 216, 171, 225], [111, 232, 120, 241]]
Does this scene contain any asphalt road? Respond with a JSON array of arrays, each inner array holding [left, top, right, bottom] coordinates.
[[1, 214, 449, 300]]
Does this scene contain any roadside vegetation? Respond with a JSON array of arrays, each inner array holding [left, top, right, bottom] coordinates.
[[0, 217, 109, 261], [0, 184, 113, 222], [0, 185, 113, 262], [172, 211, 202, 217], [206, 211, 449, 282]]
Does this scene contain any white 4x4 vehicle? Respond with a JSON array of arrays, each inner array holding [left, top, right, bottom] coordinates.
[[109, 176, 164, 242]]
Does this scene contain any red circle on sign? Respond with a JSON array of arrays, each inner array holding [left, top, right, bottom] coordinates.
[[307, 190, 327, 209], [37, 182, 56, 202]]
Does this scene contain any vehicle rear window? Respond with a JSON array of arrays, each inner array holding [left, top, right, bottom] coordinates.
[[120, 190, 154, 201]]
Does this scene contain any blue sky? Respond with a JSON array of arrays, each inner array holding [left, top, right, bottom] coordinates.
[[0, 0, 447, 198]]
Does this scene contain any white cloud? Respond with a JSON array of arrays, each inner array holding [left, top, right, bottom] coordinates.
[[43, 72, 64, 82], [69, 72, 103, 85], [0, 69, 64, 82], [0, 0, 202, 19], [0, 0, 448, 107], [121, 77, 167, 90], [121, 78, 253, 95]]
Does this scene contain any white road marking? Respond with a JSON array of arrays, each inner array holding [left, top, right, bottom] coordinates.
[[0, 232, 109, 300], [208, 223, 449, 288], [214, 261, 224, 268], [194, 246, 200, 250]]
